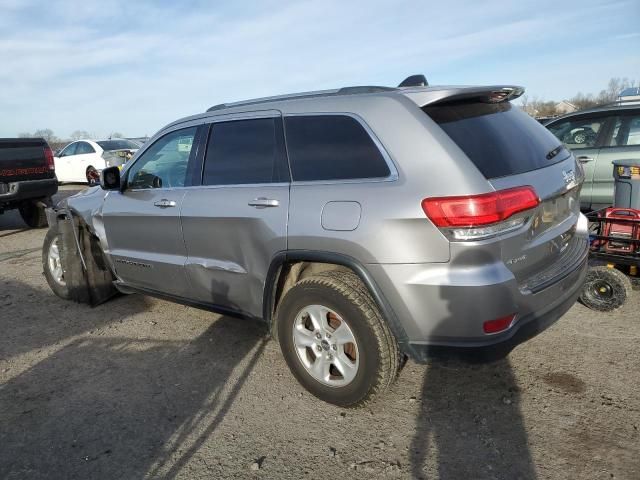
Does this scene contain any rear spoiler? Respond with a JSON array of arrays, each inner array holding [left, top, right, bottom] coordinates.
[[401, 85, 525, 107]]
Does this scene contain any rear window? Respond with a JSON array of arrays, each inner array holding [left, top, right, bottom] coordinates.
[[424, 102, 567, 179], [284, 115, 391, 181], [97, 139, 140, 151]]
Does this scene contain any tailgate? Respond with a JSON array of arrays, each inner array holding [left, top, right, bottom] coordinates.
[[0, 140, 53, 182], [490, 156, 586, 292]]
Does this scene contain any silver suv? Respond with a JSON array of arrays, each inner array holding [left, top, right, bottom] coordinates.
[[43, 79, 589, 406]]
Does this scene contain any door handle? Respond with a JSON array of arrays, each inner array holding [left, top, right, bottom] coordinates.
[[154, 199, 177, 208], [577, 156, 593, 163], [248, 197, 279, 208]]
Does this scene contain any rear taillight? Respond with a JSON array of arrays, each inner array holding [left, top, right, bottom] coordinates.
[[422, 186, 539, 240], [44, 146, 55, 171]]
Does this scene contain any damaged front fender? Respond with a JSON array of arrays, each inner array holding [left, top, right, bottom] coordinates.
[[45, 205, 118, 306]]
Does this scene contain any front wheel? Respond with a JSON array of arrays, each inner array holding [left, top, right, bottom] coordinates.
[[42, 227, 71, 299], [580, 266, 632, 311], [276, 271, 400, 407]]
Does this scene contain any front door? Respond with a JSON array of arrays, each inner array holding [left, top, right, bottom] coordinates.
[[181, 114, 290, 318], [102, 126, 200, 297]]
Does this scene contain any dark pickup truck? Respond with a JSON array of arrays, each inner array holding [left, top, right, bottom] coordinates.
[[0, 138, 58, 227]]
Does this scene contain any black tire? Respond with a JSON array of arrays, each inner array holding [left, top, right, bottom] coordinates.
[[19, 201, 48, 228], [276, 271, 399, 407], [42, 226, 71, 299], [86, 166, 99, 185], [580, 266, 632, 311]]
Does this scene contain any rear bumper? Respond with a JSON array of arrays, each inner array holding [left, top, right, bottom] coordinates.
[[367, 237, 588, 361], [0, 178, 58, 205]]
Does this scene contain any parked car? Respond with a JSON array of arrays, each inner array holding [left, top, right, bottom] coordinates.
[[546, 104, 640, 211], [54, 138, 140, 184], [0, 138, 57, 227], [43, 78, 589, 406]]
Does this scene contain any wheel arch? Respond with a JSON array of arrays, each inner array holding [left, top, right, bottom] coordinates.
[[263, 250, 409, 349]]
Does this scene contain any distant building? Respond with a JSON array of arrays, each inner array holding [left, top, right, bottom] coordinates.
[[555, 100, 577, 114]]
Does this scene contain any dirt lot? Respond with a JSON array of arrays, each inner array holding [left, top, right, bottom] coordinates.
[[1, 186, 639, 479]]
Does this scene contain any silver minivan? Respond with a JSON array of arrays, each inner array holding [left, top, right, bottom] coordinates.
[[43, 79, 589, 406]]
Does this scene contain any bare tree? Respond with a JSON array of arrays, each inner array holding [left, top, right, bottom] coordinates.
[[18, 132, 32, 138], [32, 129, 57, 144], [109, 132, 124, 139], [70, 130, 91, 140]]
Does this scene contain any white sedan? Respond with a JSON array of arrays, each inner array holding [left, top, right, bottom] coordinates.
[[54, 139, 140, 184]]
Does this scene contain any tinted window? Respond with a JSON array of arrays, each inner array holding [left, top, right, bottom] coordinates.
[[75, 141, 95, 154], [284, 115, 390, 181], [203, 118, 288, 185], [97, 139, 141, 151], [126, 127, 197, 189], [425, 102, 568, 179], [547, 115, 607, 149]]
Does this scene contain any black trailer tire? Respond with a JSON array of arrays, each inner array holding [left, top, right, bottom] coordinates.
[[19, 201, 48, 228], [42, 226, 71, 299], [276, 270, 400, 407], [580, 266, 632, 311]]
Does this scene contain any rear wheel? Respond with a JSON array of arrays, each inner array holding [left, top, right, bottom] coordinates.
[[276, 271, 399, 407], [42, 227, 70, 299], [580, 266, 632, 311], [19, 200, 48, 228], [86, 166, 99, 185]]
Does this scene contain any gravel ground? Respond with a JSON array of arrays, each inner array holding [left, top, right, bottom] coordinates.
[[1, 186, 639, 479]]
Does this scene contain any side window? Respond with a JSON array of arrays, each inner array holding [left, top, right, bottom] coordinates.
[[59, 143, 77, 157], [75, 141, 95, 155], [202, 118, 288, 185], [126, 127, 197, 189], [547, 116, 607, 149], [608, 114, 640, 147], [284, 115, 391, 181]]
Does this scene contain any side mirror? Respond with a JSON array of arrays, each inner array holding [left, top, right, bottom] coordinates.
[[100, 166, 121, 190]]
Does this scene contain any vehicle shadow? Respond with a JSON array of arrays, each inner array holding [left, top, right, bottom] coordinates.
[[0, 312, 266, 479], [409, 249, 537, 479], [0, 279, 150, 361]]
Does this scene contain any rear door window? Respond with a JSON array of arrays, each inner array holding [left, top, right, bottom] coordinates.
[[424, 102, 568, 179], [202, 118, 289, 185], [284, 115, 391, 181], [607, 113, 640, 146], [75, 141, 95, 155]]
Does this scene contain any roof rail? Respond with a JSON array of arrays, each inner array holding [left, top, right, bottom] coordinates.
[[206, 85, 397, 112]]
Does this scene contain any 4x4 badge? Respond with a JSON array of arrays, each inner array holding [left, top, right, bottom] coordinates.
[[562, 169, 576, 185]]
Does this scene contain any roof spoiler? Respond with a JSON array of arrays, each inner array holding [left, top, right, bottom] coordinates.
[[403, 85, 525, 107], [398, 74, 428, 87]]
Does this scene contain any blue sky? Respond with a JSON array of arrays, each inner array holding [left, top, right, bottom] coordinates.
[[0, 0, 638, 138]]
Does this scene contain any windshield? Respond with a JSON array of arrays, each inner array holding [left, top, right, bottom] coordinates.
[[424, 102, 568, 179], [97, 139, 140, 151]]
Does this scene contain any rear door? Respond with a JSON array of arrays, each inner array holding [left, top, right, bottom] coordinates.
[[546, 112, 611, 210], [72, 141, 98, 182], [180, 112, 290, 317], [591, 110, 640, 209], [54, 142, 78, 181], [102, 126, 201, 297], [424, 101, 586, 290]]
